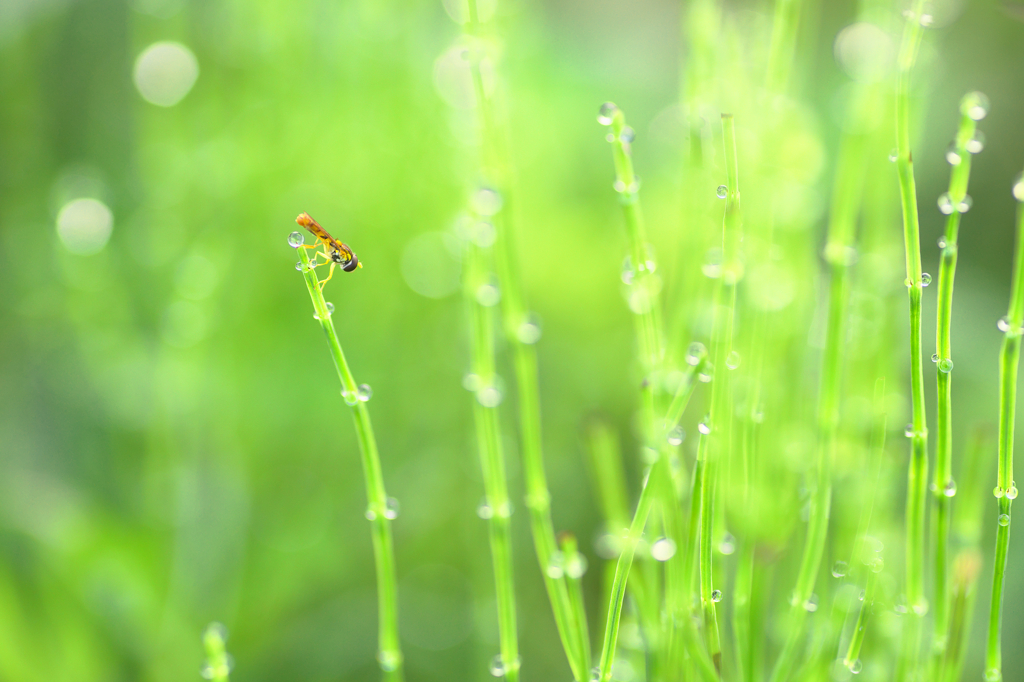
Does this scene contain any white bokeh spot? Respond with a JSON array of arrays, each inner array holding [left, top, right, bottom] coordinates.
[[133, 41, 199, 107], [56, 198, 113, 255]]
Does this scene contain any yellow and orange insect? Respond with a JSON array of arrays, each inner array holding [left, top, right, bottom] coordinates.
[[295, 212, 361, 289]]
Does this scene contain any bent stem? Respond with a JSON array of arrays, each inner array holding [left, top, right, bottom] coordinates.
[[932, 95, 980, 664], [985, 165, 1024, 681], [296, 244, 403, 681]]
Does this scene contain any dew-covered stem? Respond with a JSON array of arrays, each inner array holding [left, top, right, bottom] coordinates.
[[696, 113, 743, 669], [985, 164, 1024, 682], [932, 93, 983, 663], [768, 93, 868, 682], [462, 2, 588, 675], [463, 230, 520, 682], [295, 244, 402, 681], [893, 5, 930, 674]]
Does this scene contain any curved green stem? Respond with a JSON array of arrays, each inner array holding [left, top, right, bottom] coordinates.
[[296, 245, 403, 681], [932, 98, 979, 663], [986, 176, 1024, 680]]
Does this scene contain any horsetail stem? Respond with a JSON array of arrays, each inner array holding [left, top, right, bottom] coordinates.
[[295, 243, 403, 681]]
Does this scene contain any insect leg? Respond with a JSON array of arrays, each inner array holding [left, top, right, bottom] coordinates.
[[318, 261, 336, 290]]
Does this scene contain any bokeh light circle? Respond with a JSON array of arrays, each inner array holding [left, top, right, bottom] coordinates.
[[56, 198, 113, 255], [133, 41, 199, 107]]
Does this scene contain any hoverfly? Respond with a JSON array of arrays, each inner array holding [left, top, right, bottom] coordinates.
[[295, 212, 361, 290]]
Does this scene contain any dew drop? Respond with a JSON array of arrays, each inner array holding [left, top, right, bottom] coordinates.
[[998, 514, 1010, 527], [295, 261, 303, 271], [651, 537, 677, 561], [921, 272, 932, 286], [905, 423, 915, 438], [938, 192, 954, 215], [956, 195, 973, 213], [1007, 485, 1019, 500], [565, 552, 588, 579], [477, 384, 504, 407], [473, 221, 497, 248], [849, 659, 863, 674], [342, 389, 358, 406], [590, 666, 603, 682], [698, 365, 714, 383], [476, 282, 501, 307], [938, 236, 948, 249], [945, 144, 962, 166], [701, 247, 723, 279], [698, 418, 711, 435], [621, 256, 636, 285], [961, 91, 990, 121], [931, 353, 939, 363], [984, 667, 1002, 682], [939, 358, 953, 373], [888, 148, 898, 162], [667, 426, 685, 446], [993, 486, 1005, 498], [716, 184, 728, 199], [546, 551, 565, 579], [803, 594, 819, 612], [943, 479, 957, 497], [710, 589, 723, 603], [517, 314, 542, 344], [832, 560, 848, 578], [686, 342, 707, 365], [384, 496, 400, 519], [597, 102, 618, 126], [325, 302, 335, 314], [489, 654, 506, 677], [472, 188, 503, 217], [718, 533, 736, 555], [869, 557, 884, 573], [365, 506, 377, 521], [309, 256, 318, 267], [288, 231, 304, 247], [726, 350, 741, 370], [966, 131, 985, 154], [1014, 172, 1024, 202], [377, 650, 401, 672], [357, 383, 373, 402], [619, 126, 636, 144], [998, 316, 1012, 333], [477, 499, 494, 519]]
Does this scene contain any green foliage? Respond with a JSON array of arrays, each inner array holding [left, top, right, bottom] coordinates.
[[3, 1, 1024, 681]]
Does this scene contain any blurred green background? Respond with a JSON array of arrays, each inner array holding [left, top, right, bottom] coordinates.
[[2, 0, 1024, 680]]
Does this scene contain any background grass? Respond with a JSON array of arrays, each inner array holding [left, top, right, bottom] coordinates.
[[2, 0, 1024, 680]]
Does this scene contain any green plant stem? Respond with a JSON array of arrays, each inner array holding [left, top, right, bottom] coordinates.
[[296, 245, 402, 681], [462, 3, 588, 674], [595, 459, 661, 682], [985, 169, 1024, 680], [765, 0, 804, 94], [696, 113, 743, 670], [932, 101, 978, 664], [768, 93, 867, 682], [606, 106, 663, 381], [463, 234, 520, 682], [843, 570, 877, 672], [895, 8, 929, 648]]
